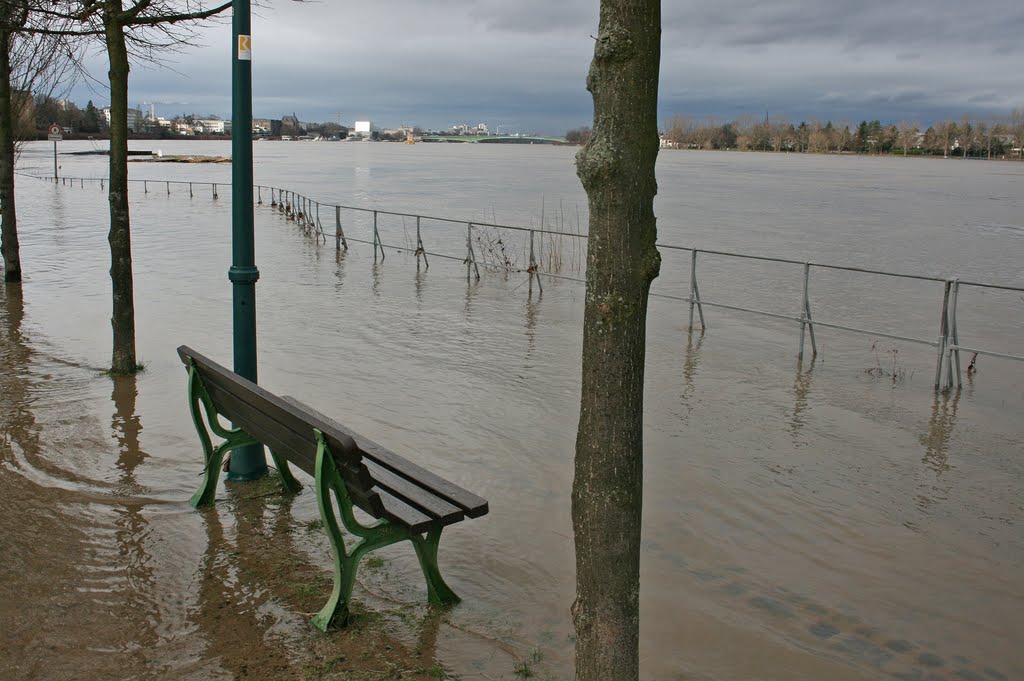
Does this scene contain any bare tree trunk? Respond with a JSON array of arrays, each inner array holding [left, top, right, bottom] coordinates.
[[571, 1, 660, 680], [104, 7, 137, 373], [0, 29, 23, 283]]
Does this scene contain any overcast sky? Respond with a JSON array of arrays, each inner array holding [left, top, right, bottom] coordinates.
[[70, 0, 1024, 135]]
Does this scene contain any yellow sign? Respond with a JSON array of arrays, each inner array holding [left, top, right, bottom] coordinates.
[[238, 35, 251, 61]]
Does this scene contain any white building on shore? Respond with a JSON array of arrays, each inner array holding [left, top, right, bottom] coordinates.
[[101, 106, 144, 132], [350, 120, 379, 139]]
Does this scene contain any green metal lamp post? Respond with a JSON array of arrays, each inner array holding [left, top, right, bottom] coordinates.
[[227, 0, 267, 480]]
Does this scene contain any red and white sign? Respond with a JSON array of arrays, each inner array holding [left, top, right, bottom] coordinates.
[[48, 123, 62, 141]]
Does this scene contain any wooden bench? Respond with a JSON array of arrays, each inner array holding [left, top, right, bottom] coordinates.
[[177, 345, 488, 631]]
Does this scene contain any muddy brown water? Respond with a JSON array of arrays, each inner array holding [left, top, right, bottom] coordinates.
[[2, 142, 1022, 680]]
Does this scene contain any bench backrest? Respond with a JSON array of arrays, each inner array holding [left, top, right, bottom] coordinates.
[[177, 345, 385, 516]]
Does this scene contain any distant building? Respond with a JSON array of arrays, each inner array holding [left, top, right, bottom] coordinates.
[[351, 120, 379, 140], [101, 106, 144, 133], [195, 118, 225, 134], [280, 112, 305, 136], [253, 118, 272, 136]]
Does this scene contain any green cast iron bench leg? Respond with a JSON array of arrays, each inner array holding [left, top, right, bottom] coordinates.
[[185, 362, 301, 508], [412, 527, 461, 605], [309, 429, 460, 632]]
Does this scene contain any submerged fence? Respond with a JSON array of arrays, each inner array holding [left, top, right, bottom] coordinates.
[[32, 173, 1024, 392]]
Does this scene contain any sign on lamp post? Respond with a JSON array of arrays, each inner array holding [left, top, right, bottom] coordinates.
[[227, 0, 267, 480]]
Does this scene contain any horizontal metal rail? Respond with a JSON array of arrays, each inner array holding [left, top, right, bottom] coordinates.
[[948, 345, 1024, 363], [30, 172, 1024, 392], [31, 173, 1024, 286]]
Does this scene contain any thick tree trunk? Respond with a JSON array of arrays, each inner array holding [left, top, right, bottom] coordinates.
[[571, 1, 660, 680], [104, 9, 138, 374], [0, 29, 23, 283]]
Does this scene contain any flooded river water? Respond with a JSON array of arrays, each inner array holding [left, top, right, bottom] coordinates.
[[2, 141, 1022, 680]]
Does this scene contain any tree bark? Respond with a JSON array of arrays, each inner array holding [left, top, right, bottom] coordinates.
[[571, 1, 660, 680], [104, 4, 137, 373], [0, 27, 23, 283]]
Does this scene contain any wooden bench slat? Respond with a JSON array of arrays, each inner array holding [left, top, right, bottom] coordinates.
[[374, 488, 437, 533], [198, 382, 384, 515], [199, 380, 317, 472], [364, 460, 465, 524], [179, 346, 363, 470], [200, 389, 381, 514], [178, 347, 382, 513], [207, 376, 460, 526], [279, 396, 469, 524], [280, 396, 489, 519], [196, 378, 358, 483]]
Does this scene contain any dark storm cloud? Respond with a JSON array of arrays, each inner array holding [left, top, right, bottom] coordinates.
[[663, 0, 1023, 52], [74, 0, 1024, 133]]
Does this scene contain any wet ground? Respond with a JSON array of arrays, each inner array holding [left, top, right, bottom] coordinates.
[[1, 144, 1022, 680]]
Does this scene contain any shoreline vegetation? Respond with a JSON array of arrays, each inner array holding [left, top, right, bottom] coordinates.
[[572, 110, 1024, 160]]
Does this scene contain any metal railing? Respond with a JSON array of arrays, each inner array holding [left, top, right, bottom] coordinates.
[[31, 174, 1024, 392]]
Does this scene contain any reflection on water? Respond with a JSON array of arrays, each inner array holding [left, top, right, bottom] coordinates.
[[921, 390, 959, 476], [679, 330, 703, 419], [523, 292, 540, 360], [371, 260, 383, 298], [463, 278, 478, 321], [108, 375, 159, 663], [789, 359, 815, 445], [0, 284, 30, 447], [112, 376, 148, 494], [333, 248, 347, 293], [194, 498, 287, 671], [414, 267, 427, 305]]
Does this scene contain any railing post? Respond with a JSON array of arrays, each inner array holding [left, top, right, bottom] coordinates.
[[372, 210, 384, 260], [798, 262, 817, 361], [335, 206, 347, 250], [528, 228, 542, 294], [688, 249, 705, 331], [212, 183, 218, 199], [415, 216, 429, 269], [806, 270, 817, 358], [688, 249, 697, 331], [466, 223, 480, 281], [166, 181, 170, 196], [189, 182, 193, 197], [947, 278, 962, 390], [933, 280, 952, 390]]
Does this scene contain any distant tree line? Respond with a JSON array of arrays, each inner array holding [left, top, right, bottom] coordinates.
[[657, 111, 1024, 159], [30, 95, 102, 133], [565, 126, 592, 144]]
